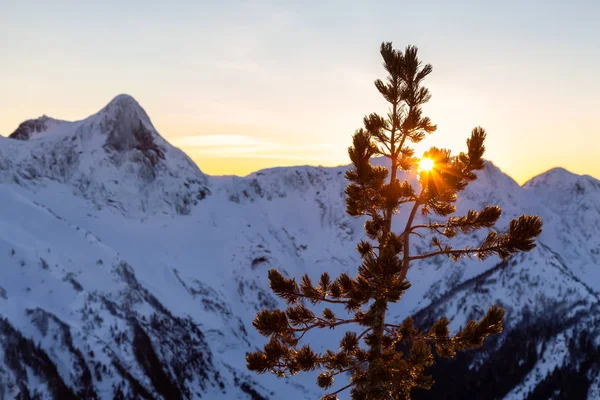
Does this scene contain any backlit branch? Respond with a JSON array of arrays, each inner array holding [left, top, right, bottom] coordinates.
[[410, 214, 542, 262], [409, 245, 504, 261]]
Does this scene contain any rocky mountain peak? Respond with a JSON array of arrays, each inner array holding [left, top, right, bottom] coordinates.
[[8, 115, 63, 141], [94, 94, 165, 166]]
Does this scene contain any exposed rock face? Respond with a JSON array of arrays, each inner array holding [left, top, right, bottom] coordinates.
[[9, 116, 52, 140], [99, 95, 166, 167]]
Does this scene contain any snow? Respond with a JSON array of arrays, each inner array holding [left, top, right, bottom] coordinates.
[[504, 332, 570, 400], [0, 94, 598, 399]]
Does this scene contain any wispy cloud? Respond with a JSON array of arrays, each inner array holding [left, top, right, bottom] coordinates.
[[171, 134, 340, 160], [172, 134, 263, 147]]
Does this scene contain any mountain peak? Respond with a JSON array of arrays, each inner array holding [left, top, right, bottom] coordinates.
[[523, 167, 585, 189], [523, 166, 600, 215], [107, 93, 137, 104], [101, 94, 143, 112], [8, 115, 65, 141], [8, 94, 150, 143], [87, 94, 167, 166], [97, 94, 152, 127], [2, 95, 209, 215]]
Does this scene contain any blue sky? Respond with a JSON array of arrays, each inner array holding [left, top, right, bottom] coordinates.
[[1, 0, 599, 182]]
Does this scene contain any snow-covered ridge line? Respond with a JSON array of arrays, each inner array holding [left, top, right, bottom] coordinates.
[[6, 94, 596, 189]]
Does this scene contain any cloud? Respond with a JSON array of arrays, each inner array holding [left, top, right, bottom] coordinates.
[[171, 134, 341, 160], [171, 134, 263, 147]]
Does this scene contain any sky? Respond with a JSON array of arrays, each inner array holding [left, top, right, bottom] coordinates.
[[1, 0, 599, 184]]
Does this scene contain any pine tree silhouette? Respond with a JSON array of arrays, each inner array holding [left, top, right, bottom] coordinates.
[[246, 42, 543, 400]]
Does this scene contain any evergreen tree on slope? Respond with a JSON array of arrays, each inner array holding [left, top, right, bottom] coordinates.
[[246, 42, 543, 400]]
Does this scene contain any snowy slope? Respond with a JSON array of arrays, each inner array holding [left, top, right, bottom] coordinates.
[[524, 168, 600, 291], [0, 95, 598, 399]]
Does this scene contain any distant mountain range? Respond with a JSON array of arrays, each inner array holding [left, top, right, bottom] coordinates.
[[0, 95, 598, 399]]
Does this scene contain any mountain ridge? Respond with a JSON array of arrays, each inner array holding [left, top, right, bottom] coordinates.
[[3, 94, 592, 188]]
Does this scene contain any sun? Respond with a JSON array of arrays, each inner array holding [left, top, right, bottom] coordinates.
[[419, 157, 434, 172]]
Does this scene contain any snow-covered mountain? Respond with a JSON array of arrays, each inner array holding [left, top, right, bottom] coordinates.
[[3, 95, 209, 216], [0, 95, 598, 399]]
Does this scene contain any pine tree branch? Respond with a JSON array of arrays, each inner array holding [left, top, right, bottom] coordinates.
[[399, 190, 424, 281], [379, 140, 393, 154], [408, 245, 503, 261], [431, 226, 446, 236], [383, 326, 397, 336], [295, 293, 351, 305], [384, 323, 402, 329], [357, 327, 372, 342], [403, 193, 424, 240], [293, 318, 358, 343], [410, 223, 444, 231], [332, 360, 368, 377], [327, 382, 354, 397], [410, 207, 503, 236], [384, 328, 449, 346], [292, 319, 358, 334]]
